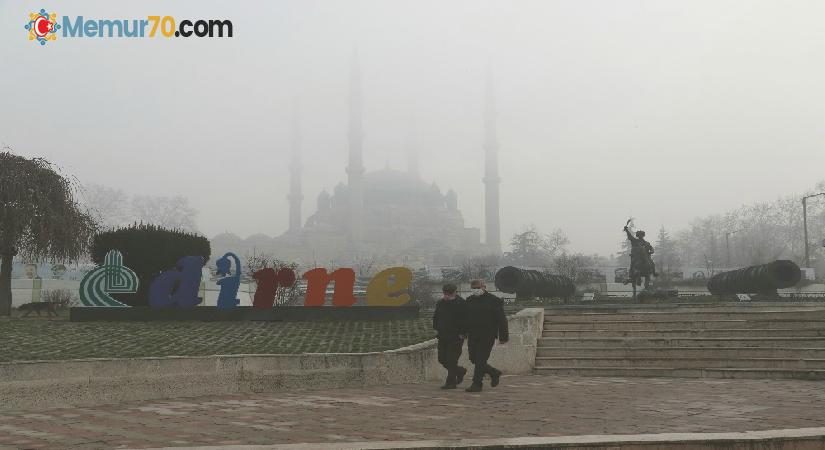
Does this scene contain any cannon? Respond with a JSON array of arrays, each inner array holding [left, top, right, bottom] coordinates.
[[707, 260, 801, 295], [494, 266, 575, 299]]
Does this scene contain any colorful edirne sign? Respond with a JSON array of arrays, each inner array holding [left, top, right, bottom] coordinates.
[[25, 9, 60, 45], [80, 250, 412, 309]]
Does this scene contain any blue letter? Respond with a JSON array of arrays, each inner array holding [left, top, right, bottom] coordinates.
[[84, 19, 98, 37], [123, 19, 140, 37], [215, 252, 241, 310], [149, 256, 204, 309], [98, 20, 122, 38], [62, 16, 83, 37]]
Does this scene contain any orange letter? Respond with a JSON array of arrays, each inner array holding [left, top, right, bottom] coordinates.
[[302, 268, 356, 307], [366, 267, 412, 306]]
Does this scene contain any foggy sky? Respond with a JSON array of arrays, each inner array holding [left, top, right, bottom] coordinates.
[[2, 0, 825, 257]]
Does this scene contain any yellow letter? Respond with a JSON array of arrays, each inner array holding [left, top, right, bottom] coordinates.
[[366, 267, 412, 306], [161, 16, 175, 37], [147, 16, 160, 37]]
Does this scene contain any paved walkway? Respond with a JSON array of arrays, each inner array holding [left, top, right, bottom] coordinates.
[[2, 374, 825, 449]]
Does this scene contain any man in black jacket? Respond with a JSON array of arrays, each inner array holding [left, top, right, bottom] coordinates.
[[432, 283, 468, 389], [464, 279, 508, 392]]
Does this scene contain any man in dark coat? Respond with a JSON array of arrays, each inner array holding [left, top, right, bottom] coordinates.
[[464, 279, 508, 392], [432, 283, 468, 389]]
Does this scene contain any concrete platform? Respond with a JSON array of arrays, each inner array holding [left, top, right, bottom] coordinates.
[[144, 429, 825, 449], [3, 374, 825, 449]]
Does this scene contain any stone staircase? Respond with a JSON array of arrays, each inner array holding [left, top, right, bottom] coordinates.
[[535, 303, 825, 380]]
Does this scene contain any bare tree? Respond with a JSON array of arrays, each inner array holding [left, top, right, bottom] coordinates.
[[654, 226, 682, 279], [82, 184, 201, 234], [0, 149, 98, 316], [352, 255, 377, 278], [702, 253, 716, 278], [552, 252, 596, 282], [506, 225, 569, 267], [81, 184, 131, 229], [674, 181, 825, 270], [460, 254, 501, 282], [131, 195, 199, 232]]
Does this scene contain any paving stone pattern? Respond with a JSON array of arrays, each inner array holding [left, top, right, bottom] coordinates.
[[2, 375, 825, 449]]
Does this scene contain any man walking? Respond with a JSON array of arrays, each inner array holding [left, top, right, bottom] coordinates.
[[464, 279, 508, 392], [432, 283, 468, 389]]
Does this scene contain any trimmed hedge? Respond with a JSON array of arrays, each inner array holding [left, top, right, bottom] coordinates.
[[90, 224, 211, 306]]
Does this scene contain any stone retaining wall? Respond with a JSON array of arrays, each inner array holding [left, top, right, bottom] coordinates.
[[0, 308, 544, 410]]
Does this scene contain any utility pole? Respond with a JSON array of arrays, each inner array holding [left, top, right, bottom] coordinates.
[[725, 228, 745, 268], [804, 196, 809, 268], [802, 193, 825, 268]]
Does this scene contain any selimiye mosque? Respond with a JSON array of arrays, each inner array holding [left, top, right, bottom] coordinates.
[[211, 55, 502, 267]]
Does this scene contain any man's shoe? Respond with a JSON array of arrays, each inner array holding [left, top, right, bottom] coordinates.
[[456, 367, 468, 385], [465, 383, 482, 392], [490, 370, 501, 387], [440, 383, 457, 390]]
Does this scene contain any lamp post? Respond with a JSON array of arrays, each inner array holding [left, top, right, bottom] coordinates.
[[803, 192, 825, 268], [725, 228, 743, 268]]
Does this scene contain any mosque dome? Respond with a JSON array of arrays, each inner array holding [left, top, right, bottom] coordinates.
[[362, 168, 445, 207], [246, 233, 274, 245], [211, 232, 243, 246]]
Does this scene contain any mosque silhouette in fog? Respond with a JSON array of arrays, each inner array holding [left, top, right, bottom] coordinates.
[[212, 55, 502, 267]]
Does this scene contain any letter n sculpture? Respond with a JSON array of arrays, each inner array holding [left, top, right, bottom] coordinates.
[[79, 250, 138, 307]]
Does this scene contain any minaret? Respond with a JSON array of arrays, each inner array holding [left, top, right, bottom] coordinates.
[[287, 102, 303, 232], [483, 70, 502, 253], [407, 136, 421, 178], [346, 50, 365, 242], [407, 117, 420, 179]]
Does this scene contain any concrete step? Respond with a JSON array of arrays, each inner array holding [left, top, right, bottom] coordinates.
[[533, 366, 825, 380], [543, 320, 825, 331], [535, 357, 825, 370], [535, 304, 825, 379], [541, 328, 825, 338], [543, 304, 825, 314], [536, 346, 825, 359], [538, 337, 825, 348], [543, 310, 825, 322]]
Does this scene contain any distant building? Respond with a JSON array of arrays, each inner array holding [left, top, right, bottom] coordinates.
[[212, 55, 502, 268]]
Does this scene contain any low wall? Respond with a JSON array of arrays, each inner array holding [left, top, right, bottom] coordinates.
[[0, 308, 544, 410], [10, 279, 79, 307], [414, 307, 544, 381], [69, 305, 420, 322]]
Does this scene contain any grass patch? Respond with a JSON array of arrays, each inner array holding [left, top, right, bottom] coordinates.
[[0, 312, 436, 362]]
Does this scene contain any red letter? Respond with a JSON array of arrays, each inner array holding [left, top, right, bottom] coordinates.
[[302, 268, 356, 307], [252, 267, 296, 309]]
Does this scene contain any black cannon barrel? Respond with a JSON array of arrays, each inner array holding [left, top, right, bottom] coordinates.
[[707, 260, 801, 295], [494, 266, 575, 299]]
